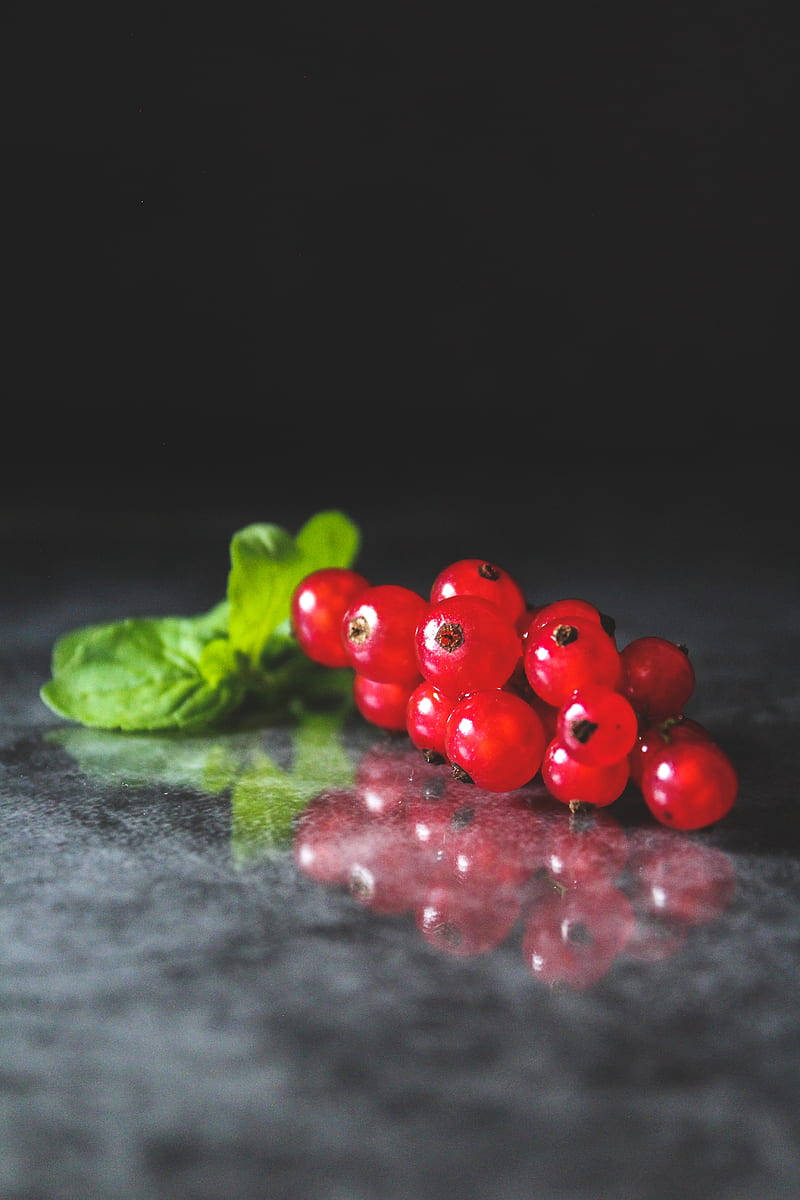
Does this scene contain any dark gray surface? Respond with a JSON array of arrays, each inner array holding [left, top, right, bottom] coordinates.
[[2, 486, 799, 1200]]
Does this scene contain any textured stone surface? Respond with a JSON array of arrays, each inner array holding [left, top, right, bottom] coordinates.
[[2, 493, 798, 1200]]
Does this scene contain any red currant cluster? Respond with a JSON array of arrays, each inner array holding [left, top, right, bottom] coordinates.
[[293, 741, 736, 984], [290, 559, 738, 831]]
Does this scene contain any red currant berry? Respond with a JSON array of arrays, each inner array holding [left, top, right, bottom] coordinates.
[[620, 636, 696, 723], [430, 558, 526, 625], [516, 605, 542, 640], [556, 685, 638, 767], [291, 568, 370, 667], [521, 883, 635, 990], [542, 739, 630, 808], [523, 617, 623, 707], [640, 738, 738, 830], [527, 597, 612, 637], [405, 680, 456, 761], [629, 716, 711, 788], [342, 584, 426, 684], [414, 595, 521, 697], [445, 690, 546, 792], [352, 673, 421, 732]]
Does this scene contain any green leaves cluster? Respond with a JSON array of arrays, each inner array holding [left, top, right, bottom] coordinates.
[[40, 510, 361, 733]]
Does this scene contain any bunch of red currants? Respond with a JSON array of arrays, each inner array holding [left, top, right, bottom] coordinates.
[[290, 559, 738, 831]]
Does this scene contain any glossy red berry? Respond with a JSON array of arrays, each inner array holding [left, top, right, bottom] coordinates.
[[523, 616, 623, 707], [556, 685, 638, 767], [640, 738, 738, 830], [405, 680, 456, 761], [542, 739, 630, 808], [527, 598, 614, 639], [429, 558, 526, 625], [291, 568, 370, 667], [415, 595, 521, 698], [444, 690, 546, 792], [342, 584, 426, 684], [353, 673, 421, 732], [620, 636, 695, 723], [629, 716, 711, 788]]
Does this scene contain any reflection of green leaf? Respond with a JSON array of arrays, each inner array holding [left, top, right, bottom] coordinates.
[[229, 706, 356, 862], [47, 687, 355, 862]]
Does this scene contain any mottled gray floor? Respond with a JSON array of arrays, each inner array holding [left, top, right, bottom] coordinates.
[[2, 492, 799, 1200]]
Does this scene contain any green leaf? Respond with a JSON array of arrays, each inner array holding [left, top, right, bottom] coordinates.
[[40, 609, 246, 732], [227, 510, 360, 665], [295, 509, 361, 577]]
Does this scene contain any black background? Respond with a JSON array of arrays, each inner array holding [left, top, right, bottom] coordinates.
[[2, 3, 798, 537]]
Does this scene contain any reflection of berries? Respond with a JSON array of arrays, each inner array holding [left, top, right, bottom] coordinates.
[[353, 673, 420, 732], [445, 690, 546, 792], [541, 806, 629, 889], [416, 883, 521, 958], [405, 680, 456, 761], [346, 820, 427, 916], [524, 617, 623, 707], [293, 789, 371, 885], [354, 740, 441, 815], [521, 883, 635, 989], [620, 636, 695, 723], [290, 568, 370, 667], [415, 595, 521, 698], [627, 827, 736, 922], [342, 584, 427, 684], [623, 912, 688, 962], [430, 558, 526, 625], [640, 738, 738, 830], [556, 685, 638, 767], [542, 739, 630, 808]]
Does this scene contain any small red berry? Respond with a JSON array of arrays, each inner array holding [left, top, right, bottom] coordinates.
[[640, 738, 738, 830], [629, 716, 712, 788], [291, 568, 370, 667], [542, 739, 630, 808], [405, 680, 456, 761], [430, 558, 526, 625], [352, 673, 421, 732], [620, 636, 696, 723], [415, 595, 521, 698], [527, 598, 615, 639], [524, 616, 623, 707], [556, 685, 638, 767], [342, 584, 427, 684], [445, 690, 546, 792]]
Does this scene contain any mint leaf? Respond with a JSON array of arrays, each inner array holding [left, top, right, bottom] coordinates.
[[40, 609, 245, 732], [227, 509, 360, 665]]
